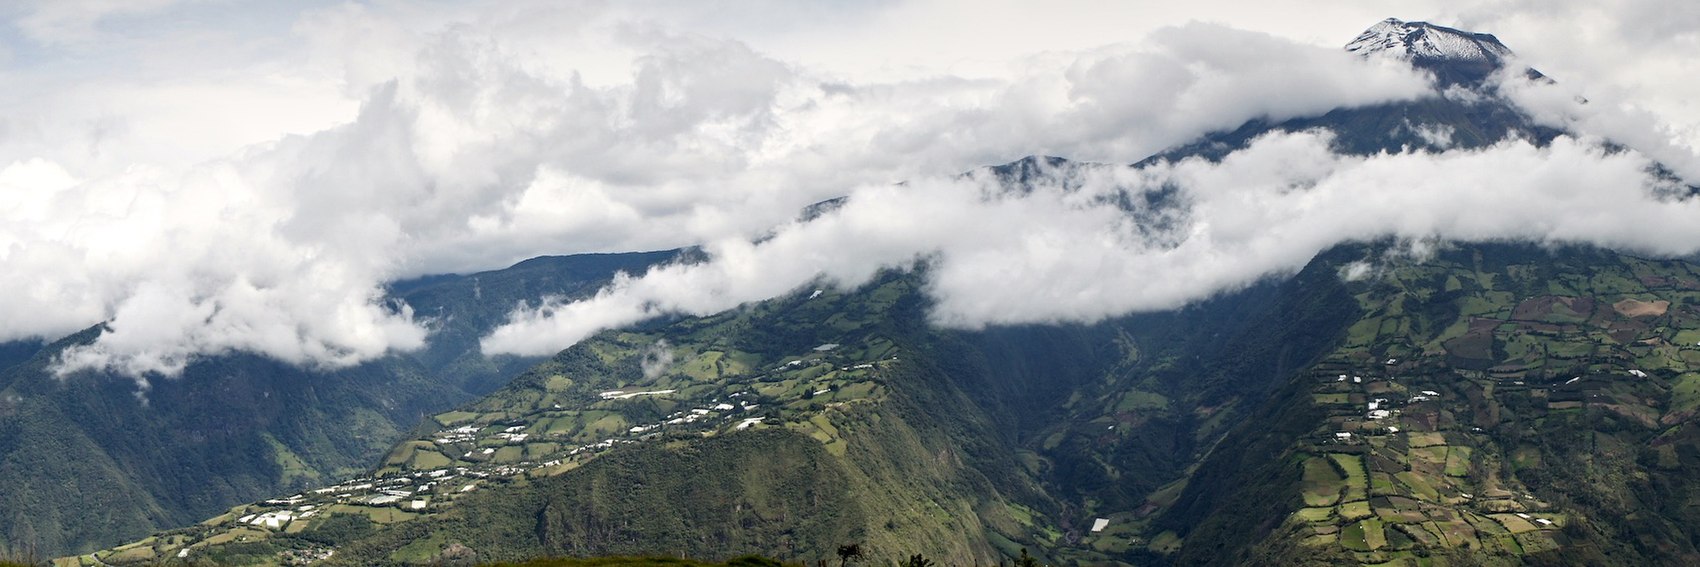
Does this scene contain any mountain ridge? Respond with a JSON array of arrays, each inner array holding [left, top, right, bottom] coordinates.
[[43, 17, 1700, 567]]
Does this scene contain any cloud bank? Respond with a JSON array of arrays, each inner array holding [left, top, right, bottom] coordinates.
[[5, 1, 1698, 378], [482, 130, 1700, 355], [0, 6, 1434, 378]]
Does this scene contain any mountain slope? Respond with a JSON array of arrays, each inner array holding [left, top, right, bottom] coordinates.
[[1165, 242, 1700, 566], [121, 270, 1053, 565], [0, 250, 680, 557], [74, 242, 1372, 565], [84, 241, 1700, 566], [62, 18, 1700, 567]]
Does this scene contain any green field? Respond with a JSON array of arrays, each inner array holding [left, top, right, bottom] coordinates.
[[1330, 453, 1368, 502], [1302, 457, 1345, 507], [1339, 500, 1373, 521], [1443, 446, 1474, 477]]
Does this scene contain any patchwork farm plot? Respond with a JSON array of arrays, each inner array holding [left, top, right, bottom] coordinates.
[[1280, 251, 1700, 564]]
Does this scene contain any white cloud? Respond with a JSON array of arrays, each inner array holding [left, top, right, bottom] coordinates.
[[483, 130, 1700, 355], [1, 153, 431, 377], [0, 5, 1440, 378], [1496, 68, 1700, 182], [639, 339, 674, 380], [2, 1, 1697, 378], [1448, 0, 1700, 152]]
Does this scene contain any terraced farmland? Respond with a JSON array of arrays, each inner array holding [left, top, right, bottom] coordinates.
[[1273, 247, 1700, 564]]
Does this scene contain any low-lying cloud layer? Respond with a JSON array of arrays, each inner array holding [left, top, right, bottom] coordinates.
[[482, 127, 1700, 355]]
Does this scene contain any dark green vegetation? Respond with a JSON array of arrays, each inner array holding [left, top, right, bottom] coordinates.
[[0, 250, 679, 557]]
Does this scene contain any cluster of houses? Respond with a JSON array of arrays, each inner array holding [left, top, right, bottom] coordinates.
[[361, 476, 439, 509], [1319, 368, 1447, 443], [433, 424, 479, 445], [215, 469, 461, 538], [408, 350, 886, 492], [494, 425, 530, 443], [160, 346, 895, 563], [598, 388, 677, 400], [1316, 357, 1580, 538], [1514, 512, 1556, 528], [238, 507, 312, 529]]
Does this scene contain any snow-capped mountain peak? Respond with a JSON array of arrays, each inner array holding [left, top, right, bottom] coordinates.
[[1346, 18, 1512, 63], [1346, 18, 1531, 87]]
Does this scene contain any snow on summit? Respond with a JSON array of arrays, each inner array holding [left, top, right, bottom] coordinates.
[[1346, 18, 1512, 63], [1344, 18, 1535, 88]]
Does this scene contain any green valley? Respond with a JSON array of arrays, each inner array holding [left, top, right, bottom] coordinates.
[[0, 251, 680, 557], [64, 244, 1368, 565]]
